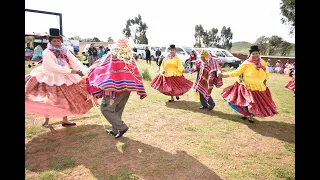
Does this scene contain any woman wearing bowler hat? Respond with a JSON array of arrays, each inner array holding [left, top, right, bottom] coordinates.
[[150, 44, 193, 102], [220, 45, 278, 123], [25, 28, 94, 127]]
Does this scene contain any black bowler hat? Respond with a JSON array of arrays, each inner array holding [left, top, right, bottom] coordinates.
[[49, 28, 63, 38], [169, 44, 176, 49], [249, 45, 260, 54]]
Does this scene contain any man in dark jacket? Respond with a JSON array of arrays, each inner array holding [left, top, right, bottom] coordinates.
[[155, 48, 162, 69], [145, 47, 151, 64], [88, 43, 98, 66]]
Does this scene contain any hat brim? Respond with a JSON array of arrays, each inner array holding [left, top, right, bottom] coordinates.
[[49, 35, 63, 38]]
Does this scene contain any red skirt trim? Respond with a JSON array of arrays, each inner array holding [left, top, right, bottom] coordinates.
[[221, 81, 278, 117], [25, 75, 93, 118]]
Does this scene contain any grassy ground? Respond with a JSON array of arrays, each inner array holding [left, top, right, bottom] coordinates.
[[25, 59, 295, 180]]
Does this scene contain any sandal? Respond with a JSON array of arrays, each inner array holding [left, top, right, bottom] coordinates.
[[61, 122, 76, 126]]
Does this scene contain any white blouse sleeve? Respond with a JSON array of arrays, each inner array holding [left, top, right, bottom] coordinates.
[[42, 50, 72, 74], [66, 50, 89, 74]]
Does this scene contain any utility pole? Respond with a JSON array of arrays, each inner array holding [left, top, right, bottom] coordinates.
[[25, 9, 63, 35]]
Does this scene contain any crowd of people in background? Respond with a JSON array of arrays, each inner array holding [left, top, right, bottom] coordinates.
[[266, 59, 294, 75]]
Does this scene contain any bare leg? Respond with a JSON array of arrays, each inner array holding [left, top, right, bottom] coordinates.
[[41, 117, 50, 127]]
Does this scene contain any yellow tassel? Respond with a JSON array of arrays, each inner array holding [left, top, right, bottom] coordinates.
[[195, 91, 200, 100]]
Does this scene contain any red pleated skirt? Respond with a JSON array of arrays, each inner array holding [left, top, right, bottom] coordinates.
[[221, 81, 278, 117], [285, 77, 295, 91], [150, 74, 193, 96]]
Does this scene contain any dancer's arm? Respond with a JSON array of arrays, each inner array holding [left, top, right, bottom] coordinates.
[[222, 64, 248, 78], [66, 50, 89, 75]]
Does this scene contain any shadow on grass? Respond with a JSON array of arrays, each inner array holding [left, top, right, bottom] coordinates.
[[47, 114, 101, 126], [165, 100, 294, 144], [25, 124, 222, 180]]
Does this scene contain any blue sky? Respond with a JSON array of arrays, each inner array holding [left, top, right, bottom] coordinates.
[[25, 0, 295, 47]]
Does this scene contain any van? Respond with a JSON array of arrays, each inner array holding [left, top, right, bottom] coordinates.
[[205, 48, 241, 68]]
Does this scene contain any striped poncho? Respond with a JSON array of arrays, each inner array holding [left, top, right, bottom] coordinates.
[[86, 56, 147, 100], [194, 55, 223, 100]]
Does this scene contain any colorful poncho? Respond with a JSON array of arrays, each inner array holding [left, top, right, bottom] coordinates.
[[86, 39, 147, 103], [194, 53, 223, 100]]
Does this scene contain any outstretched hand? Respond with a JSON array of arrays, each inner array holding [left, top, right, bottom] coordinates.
[[78, 71, 84, 76], [71, 70, 84, 76]]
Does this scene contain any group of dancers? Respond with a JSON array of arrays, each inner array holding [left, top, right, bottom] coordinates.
[[26, 28, 282, 139]]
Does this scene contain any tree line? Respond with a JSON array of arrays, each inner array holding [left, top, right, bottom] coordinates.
[[68, 36, 114, 43], [194, 25, 233, 49], [66, 0, 294, 55]]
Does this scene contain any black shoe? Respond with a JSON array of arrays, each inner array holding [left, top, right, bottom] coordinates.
[[241, 116, 247, 120], [61, 122, 76, 126], [168, 99, 174, 102], [115, 127, 129, 139], [176, 96, 180, 100], [199, 106, 208, 109], [207, 105, 215, 111], [106, 129, 117, 136]]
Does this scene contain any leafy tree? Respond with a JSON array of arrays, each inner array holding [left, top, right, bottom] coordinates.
[[92, 37, 101, 42], [194, 25, 219, 48], [207, 28, 219, 47], [194, 25, 205, 47], [279, 41, 293, 56], [107, 37, 114, 42], [69, 36, 82, 41], [280, 0, 295, 34], [220, 26, 233, 50], [122, 14, 148, 44], [255, 36, 269, 55], [268, 35, 283, 55]]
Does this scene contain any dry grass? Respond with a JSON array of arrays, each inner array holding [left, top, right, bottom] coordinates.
[[25, 59, 295, 180]]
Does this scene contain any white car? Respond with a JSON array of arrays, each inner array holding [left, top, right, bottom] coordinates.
[[204, 48, 241, 68]]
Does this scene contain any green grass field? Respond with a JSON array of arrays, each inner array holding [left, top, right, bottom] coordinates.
[[25, 60, 295, 180]]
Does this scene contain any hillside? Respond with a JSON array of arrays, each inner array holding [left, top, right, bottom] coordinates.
[[230, 41, 252, 54], [231, 41, 295, 56]]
